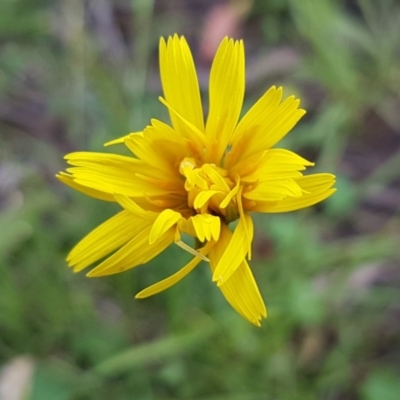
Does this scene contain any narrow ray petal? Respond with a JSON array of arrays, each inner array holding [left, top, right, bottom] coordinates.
[[212, 214, 253, 285], [104, 132, 141, 147], [209, 225, 266, 326], [249, 173, 336, 213], [175, 240, 210, 261], [64, 152, 179, 197], [149, 209, 183, 244], [218, 261, 267, 326], [244, 179, 303, 201], [194, 190, 222, 210], [206, 38, 245, 163], [190, 214, 221, 242], [231, 85, 282, 143], [202, 165, 231, 192], [68, 211, 152, 273], [56, 172, 114, 202], [236, 187, 253, 259], [135, 242, 213, 298], [237, 149, 314, 183], [158, 96, 205, 150], [113, 194, 157, 220], [219, 179, 240, 209], [228, 91, 306, 164], [159, 35, 204, 135], [87, 227, 175, 277], [65, 151, 180, 184], [123, 123, 187, 177]]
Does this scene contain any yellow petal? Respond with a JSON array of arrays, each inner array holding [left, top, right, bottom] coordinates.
[[193, 190, 222, 210], [212, 214, 253, 285], [135, 242, 213, 299], [149, 209, 182, 244], [68, 211, 151, 272], [231, 85, 282, 144], [206, 38, 245, 163], [56, 172, 114, 202], [175, 240, 210, 262], [228, 90, 306, 164], [158, 96, 205, 151], [256, 96, 304, 149], [227, 151, 266, 180], [250, 173, 336, 213], [190, 214, 221, 242], [202, 164, 231, 192], [218, 261, 267, 326], [244, 179, 303, 201], [113, 194, 157, 220], [179, 158, 209, 191], [208, 225, 266, 326], [104, 132, 141, 147], [296, 173, 336, 191], [236, 186, 252, 259], [238, 149, 314, 183], [159, 35, 204, 135], [86, 226, 174, 277], [64, 152, 178, 197], [123, 123, 186, 178], [219, 179, 240, 209]]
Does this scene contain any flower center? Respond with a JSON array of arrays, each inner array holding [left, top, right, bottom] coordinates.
[[179, 157, 240, 223]]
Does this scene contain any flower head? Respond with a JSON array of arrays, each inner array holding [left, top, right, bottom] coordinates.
[[58, 35, 336, 326]]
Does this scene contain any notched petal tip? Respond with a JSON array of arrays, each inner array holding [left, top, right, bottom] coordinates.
[[163, 34, 187, 49], [252, 319, 262, 327], [171, 33, 180, 41]]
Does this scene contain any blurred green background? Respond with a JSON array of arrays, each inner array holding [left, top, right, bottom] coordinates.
[[1, 0, 400, 399]]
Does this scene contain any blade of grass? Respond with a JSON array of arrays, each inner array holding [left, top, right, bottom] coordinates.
[[91, 319, 216, 377]]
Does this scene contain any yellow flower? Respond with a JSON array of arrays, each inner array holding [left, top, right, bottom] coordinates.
[[57, 35, 336, 326]]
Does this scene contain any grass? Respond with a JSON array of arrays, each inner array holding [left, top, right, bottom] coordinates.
[[1, 0, 400, 399]]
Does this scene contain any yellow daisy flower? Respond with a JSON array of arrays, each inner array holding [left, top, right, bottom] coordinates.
[[57, 35, 336, 326]]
